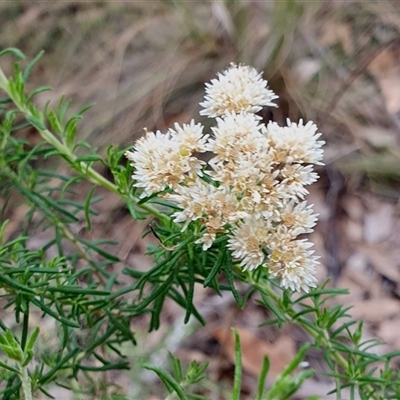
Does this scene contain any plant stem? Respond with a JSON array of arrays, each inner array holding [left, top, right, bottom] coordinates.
[[20, 366, 32, 400]]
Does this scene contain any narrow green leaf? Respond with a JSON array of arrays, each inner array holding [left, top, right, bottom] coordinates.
[[78, 361, 130, 371], [64, 115, 81, 148], [255, 356, 270, 400], [77, 103, 94, 115], [23, 50, 44, 82], [75, 154, 102, 163], [149, 198, 183, 210], [187, 395, 211, 400], [35, 191, 80, 222], [204, 247, 226, 287], [27, 86, 52, 102], [184, 253, 195, 324], [84, 186, 96, 231], [85, 326, 117, 354], [294, 287, 349, 304], [37, 386, 55, 399], [0, 96, 11, 104], [323, 349, 334, 372], [26, 115, 46, 131], [169, 352, 184, 383], [136, 273, 175, 312], [29, 298, 79, 328], [46, 286, 110, 295], [144, 364, 188, 400], [231, 328, 242, 400], [292, 307, 318, 319], [168, 287, 205, 326], [0, 48, 25, 59], [0, 360, 19, 374], [282, 343, 310, 376], [38, 348, 80, 385], [77, 238, 120, 262], [223, 262, 243, 308], [47, 110, 63, 135], [25, 327, 40, 353], [0, 274, 36, 294], [331, 341, 382, 361], [107, 312, 136, 343], [330, 322, 357, 340], [57, 96, 70, 121], [105, 284, 136, 302]]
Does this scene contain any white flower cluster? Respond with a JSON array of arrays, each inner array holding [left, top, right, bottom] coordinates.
[[126, 64, 325, 292]]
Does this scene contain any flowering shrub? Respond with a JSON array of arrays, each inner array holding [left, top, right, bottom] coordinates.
[[1, 50, 400, 400]]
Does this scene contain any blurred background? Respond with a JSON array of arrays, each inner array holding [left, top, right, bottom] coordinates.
[[1, 1, 400, 399]]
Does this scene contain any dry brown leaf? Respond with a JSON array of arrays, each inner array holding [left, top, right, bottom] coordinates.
[[368, 46, 400, 115], [377, 318, 400, 347], [358, 244, 400, 284], [319, 21, 354, 55], [212, 326, 296, 381], [355, 126, 397, 149], [335, 275, 365, 305], [345, 257, 385, 298], [341, 196, 365, 222], [345, 219, 364, 242], [350, 298, 400, 323], [364, 203, 394, 244]]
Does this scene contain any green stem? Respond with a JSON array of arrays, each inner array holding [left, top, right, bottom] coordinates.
[[260, 280, 347, 368], [0, 67, 8, 89], [20, 366, 32, 400]]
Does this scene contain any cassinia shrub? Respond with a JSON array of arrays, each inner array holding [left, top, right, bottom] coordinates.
[[1, 50, 399, 400]]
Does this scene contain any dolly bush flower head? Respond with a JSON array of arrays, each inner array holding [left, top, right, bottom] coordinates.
[[200, 63, 278, 117], [126, 64, 325, 292], [125, 120, 207, 197]]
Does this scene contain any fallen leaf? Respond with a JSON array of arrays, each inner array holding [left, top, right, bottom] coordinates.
[[377, 318, 400, 347], [350, 298, 400, 323], [368, 46, 400, 115], [212, 326, 296, 382], [358, 244, 400, 284], [364, 203, 394, 244], [319, 21, 354, 55], [355, 126, 397, 149], [341, 195, 364, 222]]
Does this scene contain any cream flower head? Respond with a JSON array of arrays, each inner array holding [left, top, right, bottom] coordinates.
[[125, 121, 207, 198], [200, 64, 278, 118], [267, 119, 325, 165], [127, 64, 324, 292]]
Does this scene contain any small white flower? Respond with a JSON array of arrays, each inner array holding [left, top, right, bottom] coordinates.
[[125, 123, 207, 198], [267, 119, 325, 165], [267, 239, 319, 292], [169, 119, 209, 154], [277, 164, 319, 199], [200, 64, 278, 118], [206, 112, 268, 163], [277, 201, 318, 237], [165, 178, 241, 232], [227, 217, 271, 271], [195, 232, 216, 251]]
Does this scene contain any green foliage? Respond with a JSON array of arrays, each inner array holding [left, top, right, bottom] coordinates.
[[0, 48, 400, 400], [144, 353, 209, 400]]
